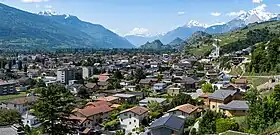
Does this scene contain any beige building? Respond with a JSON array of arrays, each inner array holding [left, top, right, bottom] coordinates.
[[167, 104, 201, 119]]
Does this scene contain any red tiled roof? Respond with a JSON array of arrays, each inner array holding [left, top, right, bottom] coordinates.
[[98, 75, 109, 82], [86, 100, 112, 107], [120, 106, 149, 116], [96, 96, 119, 102], [168, 104, 199, 114], [78, 105, 113, 117]]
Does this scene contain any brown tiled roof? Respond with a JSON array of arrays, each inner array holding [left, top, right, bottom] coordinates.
[[86, 100, 112, 107], [5, 96, 36, 105], [68, 115, 87, 125], [120, 106, 149, 116], [168, 104, 199, 114], [77, 104, 113, 117], [96, 96, 119, 102]]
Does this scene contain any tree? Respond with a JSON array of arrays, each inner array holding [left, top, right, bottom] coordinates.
[[33, 85, 76, 135], [202, 83, 214, 93], [77, 87, 90, 99], [36, 79, 46, 88], [198, 110, 224, 134], [24, 64, 28, 73], [169, 94, 198, 109], [216, 118, 239, 133], [147, 101, 163, 120], [0, 109, 21, 126], [135, 68, 145, 83], [113, 70, 123, 80], [18, 60, 23, 71]]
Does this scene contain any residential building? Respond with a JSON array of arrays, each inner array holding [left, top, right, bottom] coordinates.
[[82, 66, 94, 79], [56, 68, 75, 85], [0, 96, 36, 114], [112, 94, 137, 104], [208, 90, 242, 112], [167, 87, 182, 96], [145, 115, 185, 135], [152, 83, 167, 93], [0, 81, 17, 95], [119, 106, 149, 132], [219, 100, 248, 117], [72, 101, 113, 129], [167, 104, 201, 119], [22, 112, 40, 128], [139, 97, 167, 107]]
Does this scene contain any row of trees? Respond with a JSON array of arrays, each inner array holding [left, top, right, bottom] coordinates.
[[246, 38, 280, 73]]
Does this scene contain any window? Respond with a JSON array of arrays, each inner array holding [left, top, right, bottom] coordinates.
[[134, 113, 136, 116], [212, 105, 215, 109], [129, 114, 131, 118], [134, 120, 136, 123], [129, 122, 131, 125]]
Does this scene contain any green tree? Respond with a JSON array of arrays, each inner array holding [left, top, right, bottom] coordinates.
[[113, 70, 123, 80], [169, 94, 198, 109], [135, 68, 145, 83], [198, 110, 223, 134], [0, 109, 21, 126], [77, 87, 90, 99], [147, 101, 163, 120], [202, 83, 214, 93], [216, 118, 239, 133], [33, 85, 76, 135]]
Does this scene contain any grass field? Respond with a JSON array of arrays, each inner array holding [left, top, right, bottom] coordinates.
[[246, 77, 270, 87], [0, 92, 26, 102], [229, 66, 244, 76]]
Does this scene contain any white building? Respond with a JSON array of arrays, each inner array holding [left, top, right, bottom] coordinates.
[[119, 106, 149, 133], [22, 111, 40, 128], [82, 67, 94, 80], [56, 68, 75, 85]]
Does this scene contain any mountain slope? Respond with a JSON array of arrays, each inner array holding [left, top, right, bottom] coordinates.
[[0, 3, 134, 49], [140, 40, 171, 50], [124, 35, 158, 47]]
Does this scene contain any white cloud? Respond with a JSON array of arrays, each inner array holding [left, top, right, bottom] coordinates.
[[211, 12, 221, 17], [226, 10, 246, 16], [44, 5, 52, 9], [277, 4, 280, 7], [252, 0, 263, 3], [21, 0, 48, 3], [177, 11, 185, 15], [127, 28, 149, 36]]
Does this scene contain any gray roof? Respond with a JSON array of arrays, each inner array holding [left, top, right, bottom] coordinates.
[[139, 97, 167, 104], [0, 126, 23, 135], [219, 100, 249, 110], [150, 115, 185, 131], [181, 77, 196, 84], [208, 90, 238, 100], [113, 93, 136, 98]]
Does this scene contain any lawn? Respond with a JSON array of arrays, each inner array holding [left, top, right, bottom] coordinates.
[[246, 77, 270, 87], [220, 130, 249, 135], [0, 92, 26, 102], [229, 66, 244, 76]]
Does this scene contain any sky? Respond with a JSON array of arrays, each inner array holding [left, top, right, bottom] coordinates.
[[0, 0, 280, 36]]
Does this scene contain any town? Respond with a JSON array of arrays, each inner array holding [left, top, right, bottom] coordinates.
[[0, 47, 278, 135]]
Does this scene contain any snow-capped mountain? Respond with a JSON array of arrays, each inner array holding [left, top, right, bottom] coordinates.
[[38, 10, 58, 16], [184, 20, 208, 28]]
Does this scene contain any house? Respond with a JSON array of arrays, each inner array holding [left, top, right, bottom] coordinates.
[[208, 90, 242, 112], [85, 83, 99, 91], [152, 83, 167, 93], [97, 81, 109, 90], [206, 70, 219, 79], [234, 78, 248, 90], [96, 96, 120, 104], [68, 115, 92, 134], [139, 79, 153, 87], [219, 100, 249, 117], [68, 84, 88, 95], [257, 79, 279, 91], [167, 87, 182, 96], [145, 115, 185, 135], [72, 101, 113, 129], [180, 77, 196, 90], [22, 112, 40, 128], [119, 106, 149, 132], [0, 124, 25, 135], [139, 97, 167, 107], [184, 89, 204, 99], [98, 73, 110, 82], [0, 96, 36, 114], [167, 104, 201, 119], [112, 94, 137, 104], [0, 81, 17, 95]]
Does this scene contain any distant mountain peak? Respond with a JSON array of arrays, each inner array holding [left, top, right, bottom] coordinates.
[[185, 20, 208, 28], [236, 4, 276, 24], [38, 10, 58, 16]]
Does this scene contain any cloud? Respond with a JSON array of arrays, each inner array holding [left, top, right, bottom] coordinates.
[[211, 12, 221, 17], [177, 11, 185, 15], [255, 4, 267, 12], [226, 10, 246, 16], [127, 28, 149, 36], [44, 5, 52, 9], [252, 0, 263, 3], [278, 4, 280, 7], [35, 4, 40, 8], [21, 0, 48, 3]]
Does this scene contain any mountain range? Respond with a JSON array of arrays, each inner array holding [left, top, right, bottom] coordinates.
[[126, 6, 278, 46], [0, 3, 134, 49]]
